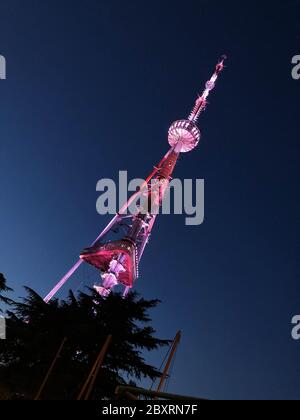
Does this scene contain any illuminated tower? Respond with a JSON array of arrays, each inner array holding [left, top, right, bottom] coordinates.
[[44, 56, 226, 302]]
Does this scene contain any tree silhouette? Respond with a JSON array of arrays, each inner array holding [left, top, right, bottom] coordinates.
[[0, 286, 170, 400], [0, 273, 12, 313], [0, 273, 12, 294]]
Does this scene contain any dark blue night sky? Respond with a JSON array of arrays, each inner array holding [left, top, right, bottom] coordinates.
[[1, 0, 300, 400]]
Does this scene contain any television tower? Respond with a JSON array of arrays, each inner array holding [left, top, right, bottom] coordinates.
[[44, 56, 226, 302]]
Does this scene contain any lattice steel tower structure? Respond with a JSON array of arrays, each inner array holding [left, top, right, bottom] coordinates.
[[44, 56, 226, 302]]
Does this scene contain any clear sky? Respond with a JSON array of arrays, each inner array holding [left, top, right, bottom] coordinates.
[[1, 0, 300, 400]]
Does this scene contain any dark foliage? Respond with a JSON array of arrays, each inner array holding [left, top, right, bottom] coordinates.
[[0, 284, 170, 400], [0, 273, 13, 313], [0, 273, 12, 294]]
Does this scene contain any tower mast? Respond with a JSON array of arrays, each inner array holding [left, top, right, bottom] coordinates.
[[44, 57, 226, 302]]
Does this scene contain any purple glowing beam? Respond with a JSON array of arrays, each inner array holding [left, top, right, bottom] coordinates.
[[44, 259, 83, 304]]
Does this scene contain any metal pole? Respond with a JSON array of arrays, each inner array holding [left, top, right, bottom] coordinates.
[[77, 345, 104, 401], [84, 335, 112, 401], [77, 335, 112, 400], [34, 337, 67, 400], [156, 331, 181, 394]]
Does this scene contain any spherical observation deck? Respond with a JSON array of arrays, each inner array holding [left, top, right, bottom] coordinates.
[[168, 120, 201, 153]]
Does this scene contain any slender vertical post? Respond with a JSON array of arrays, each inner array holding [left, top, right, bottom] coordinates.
[[156, 331, 181, 394], [77, 335, 112, 401], [34, 337, 67, 400]]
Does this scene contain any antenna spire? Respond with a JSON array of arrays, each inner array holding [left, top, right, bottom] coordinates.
[[188, 55, 227, 123]]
